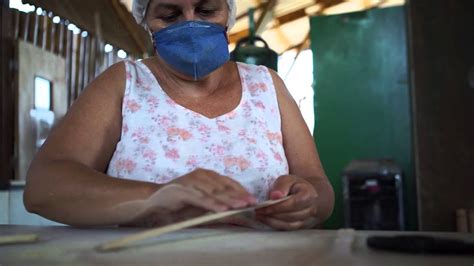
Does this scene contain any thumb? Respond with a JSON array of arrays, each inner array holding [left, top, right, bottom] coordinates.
[[269, 175, 295, 200]]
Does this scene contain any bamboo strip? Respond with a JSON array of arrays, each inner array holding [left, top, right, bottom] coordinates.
[[97, 196, 291, 252], [0, 234, 39, 246]]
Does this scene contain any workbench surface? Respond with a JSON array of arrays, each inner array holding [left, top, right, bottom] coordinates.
[[0, 225, 473, 265]]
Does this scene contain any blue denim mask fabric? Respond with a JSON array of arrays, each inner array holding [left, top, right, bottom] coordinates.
[[153, 21, 230, 80]]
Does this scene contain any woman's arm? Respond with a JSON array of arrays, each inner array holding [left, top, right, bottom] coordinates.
[[24, 62, 159, 226], [256, 69, 335, 230], [24, 62, 256, 227]]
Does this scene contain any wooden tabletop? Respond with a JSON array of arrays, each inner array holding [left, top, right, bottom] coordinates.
[[0, 225, 473, 265]]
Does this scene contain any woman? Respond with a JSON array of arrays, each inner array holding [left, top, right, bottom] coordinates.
[[24, 0, 334, 230]]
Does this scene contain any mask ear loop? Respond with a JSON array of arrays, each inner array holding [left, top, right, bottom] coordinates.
[[225, 26, 230, 44], [145, 24, 158, 55]]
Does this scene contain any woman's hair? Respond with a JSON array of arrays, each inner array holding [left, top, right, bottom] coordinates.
[[132, 0, 237, 29]]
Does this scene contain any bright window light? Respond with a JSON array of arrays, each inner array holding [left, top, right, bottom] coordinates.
[[9, 0, 35, 13], [34, 76, 52, 110], [117, 49, 127, 59], [67, 23, 81, 35], [104, 44, 113, 53], [67, 23, 76, 31], [81, 31, 89, 38], [52, 16, 61, 24], [35, 7, 43, 15], [278, 49, 315, 134]]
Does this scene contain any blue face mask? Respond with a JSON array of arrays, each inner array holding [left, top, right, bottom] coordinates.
[[153, 21, 230, 81]]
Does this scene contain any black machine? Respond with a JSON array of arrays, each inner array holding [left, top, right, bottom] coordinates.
[[230, 8, 278, 71], [343, 159, 405, 230]]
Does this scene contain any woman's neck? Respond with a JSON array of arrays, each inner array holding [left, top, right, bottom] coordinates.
[[147, 56, 231, 100]]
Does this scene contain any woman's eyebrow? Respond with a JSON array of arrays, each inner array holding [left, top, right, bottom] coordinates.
[[153, 3, 180, 12], [195, 0, 218, 8], [151, 0, 218, 14], [195, 0, 210, 6]]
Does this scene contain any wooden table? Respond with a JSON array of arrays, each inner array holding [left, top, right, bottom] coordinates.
[[0, 225, 473, 265]]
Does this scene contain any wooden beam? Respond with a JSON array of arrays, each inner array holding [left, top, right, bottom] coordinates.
[[255, 0, 277, 35], [109, 0, 148, 56], [0, 1, 14, 189], [229, 0, 345, 44], [235, 2, 265, 21], [23, 0, 150, 56], [230, 4, 311, 44], [276, 8, 307, 25]]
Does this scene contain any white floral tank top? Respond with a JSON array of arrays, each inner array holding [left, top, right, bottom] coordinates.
[[107, 60, 289, 202]]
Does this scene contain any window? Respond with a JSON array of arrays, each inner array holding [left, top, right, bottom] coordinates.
[[34, 76, 52, 110], [278, 49, 315, 135], [31, 76, 54, 149]]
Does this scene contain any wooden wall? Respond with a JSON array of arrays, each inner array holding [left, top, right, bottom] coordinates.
[[408, 0, 474, 231], [10, 7, 126, 106], [16, 41, 67, 180], [0, 1, 14, 189], [1, 4, 131, 185]]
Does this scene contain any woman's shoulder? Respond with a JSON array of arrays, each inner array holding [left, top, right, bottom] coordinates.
[[82, 61, 128, 100], [98, 61, 127, 81], [236, 62, 283, 83], [237, 62, 294, 110], [235, 61, 268, 73], [236, 62, 286, 92], [94, 59, 149, 94]]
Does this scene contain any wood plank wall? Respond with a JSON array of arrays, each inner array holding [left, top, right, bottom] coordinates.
[[10, 8, 128, 106], [1, 5, 132, 185], [0, 2, 14, 189], [408, 0, 474, 231]]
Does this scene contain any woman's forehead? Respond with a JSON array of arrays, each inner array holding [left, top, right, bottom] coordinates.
[[151, 0, 225, 8]]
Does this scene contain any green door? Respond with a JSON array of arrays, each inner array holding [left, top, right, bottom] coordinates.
[[310, 7, 417, 230]]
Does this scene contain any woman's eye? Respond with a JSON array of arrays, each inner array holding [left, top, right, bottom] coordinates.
[[160, 13, 179, 22], [197, 8, 215, 16]]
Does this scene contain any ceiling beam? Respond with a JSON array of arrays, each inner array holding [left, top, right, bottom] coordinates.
[[109, 0, 147, 55], [229, 0, 346, 44], [230, 5, 309, 44], [255, 0, 277, 35]]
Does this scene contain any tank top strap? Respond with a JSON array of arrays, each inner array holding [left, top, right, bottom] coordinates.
[[236, 62, 282, 130]]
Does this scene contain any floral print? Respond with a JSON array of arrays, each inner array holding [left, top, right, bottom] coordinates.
[[107, 60, 289, 202]]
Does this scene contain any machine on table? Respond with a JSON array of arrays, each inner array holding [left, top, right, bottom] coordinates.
[[343, 159, 405, 230]]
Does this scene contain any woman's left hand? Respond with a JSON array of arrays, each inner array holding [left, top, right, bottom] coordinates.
[[255, 175, 320, 230]]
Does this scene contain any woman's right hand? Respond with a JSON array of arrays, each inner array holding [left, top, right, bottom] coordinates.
[[125, 169, 257, 227]]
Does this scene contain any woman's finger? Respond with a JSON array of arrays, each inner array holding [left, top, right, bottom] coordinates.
[[218, 174, 257, 202], [171, 206, 209, 222], [202, 171, 256, 204], [152, 184, 229, 213], [189, 171, 256, 207], [203, 189, 250, 209], [189, 179, 251, 209], [178, 187, 230, 212], [257, 185, 315, 215]]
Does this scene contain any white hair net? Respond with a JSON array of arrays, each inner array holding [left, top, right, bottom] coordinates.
[[132, 0, 237, 29]]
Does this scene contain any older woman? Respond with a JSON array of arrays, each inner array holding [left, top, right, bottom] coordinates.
[[24, 0, 334, 230]]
